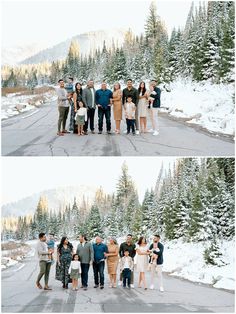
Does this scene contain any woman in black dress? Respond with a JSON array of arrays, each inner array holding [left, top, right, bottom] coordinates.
[[56, 237, 74, 289]]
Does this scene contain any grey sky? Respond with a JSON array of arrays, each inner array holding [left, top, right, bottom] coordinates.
[[1, 157, 177, 205], [2, 0, 194, 48]]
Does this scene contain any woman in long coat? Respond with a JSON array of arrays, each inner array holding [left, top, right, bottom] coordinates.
[[112, 83, 122, 134], [56, 237, 74, 289], [105, 238, 119, 288]]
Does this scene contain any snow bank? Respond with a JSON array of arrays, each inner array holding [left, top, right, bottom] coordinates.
[[1, 241, 32, 270], [1, 91, 57, 121], [161, 79, 235, 136], [163, 239, 235, 291], [1, 257, 18, 269]]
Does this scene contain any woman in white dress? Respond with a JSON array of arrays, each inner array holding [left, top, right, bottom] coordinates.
[[137, 82, 148, 133], [136, 236, 150, 290]]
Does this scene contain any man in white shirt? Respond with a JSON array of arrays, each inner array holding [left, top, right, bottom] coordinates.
[[36, 232, 52, 290], [56, 79, 72, 136]]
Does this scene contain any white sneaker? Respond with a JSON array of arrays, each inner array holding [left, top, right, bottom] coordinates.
[[153, 131, 159, 136], [136, 130, 140, 135], [160, 286, 164, 292], [148, 129, 153, 133], [150, 284, 154, 290], [130, 284, 135, 288], [118, 281, 122, 286]]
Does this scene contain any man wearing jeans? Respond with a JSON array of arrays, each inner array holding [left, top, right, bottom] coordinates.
[[36, 233, 52, 290], [149, 234, 164, 292], [95, 82, 113, 134], [82, 80, 96, 135], [56, 79, 71, 136], [92, 236, 108, 289], [76, 235, 94, 291]]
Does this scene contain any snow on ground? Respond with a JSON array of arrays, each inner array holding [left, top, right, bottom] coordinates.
[[1, 257, 18, 269], [163, 239, 235, 291], [1, 241, 33, 270], [1, 89, 57, 120], [161, 79, 235, 136]]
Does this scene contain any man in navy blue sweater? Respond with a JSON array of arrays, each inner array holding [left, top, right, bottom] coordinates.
[[95, 82, 113, 134], [93, 236, 108, 289], [150, 80, 161, 136]]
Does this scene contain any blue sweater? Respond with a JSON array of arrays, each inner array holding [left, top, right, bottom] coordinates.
[[95, 89, 113, 109], [93, 243, 108, 262]]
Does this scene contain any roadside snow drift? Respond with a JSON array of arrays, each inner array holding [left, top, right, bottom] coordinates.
[[163, 239, 235, 291], [161, 79, 235, 136]]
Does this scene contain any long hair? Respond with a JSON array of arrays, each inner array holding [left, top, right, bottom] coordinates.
[[109, 237, 117, 245], [58, 236, 73, 253], [75, 82, 83, 96], [113, 82, 121, 92], [137, 236, 147, 245], [138, 82, 146, 96]]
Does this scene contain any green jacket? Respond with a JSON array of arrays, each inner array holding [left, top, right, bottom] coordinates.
[[76, 242, 94, 264]]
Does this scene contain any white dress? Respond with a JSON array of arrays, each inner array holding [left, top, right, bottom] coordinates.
[[136, 245, 149, 272], [138, 93, 148, 118]]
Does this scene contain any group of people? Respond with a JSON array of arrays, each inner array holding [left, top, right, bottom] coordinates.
[[56, 78, 161, 136], [36, 233, 164, 292]]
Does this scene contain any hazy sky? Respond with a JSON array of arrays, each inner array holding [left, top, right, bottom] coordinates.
[[1, 157, 177, 205], [2, 0, 194, 48]]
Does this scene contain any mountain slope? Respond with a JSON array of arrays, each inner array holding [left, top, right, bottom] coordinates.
[[19, 29, 126, 65], [2, 43, 48, 66], [2, 185, 98, 217]]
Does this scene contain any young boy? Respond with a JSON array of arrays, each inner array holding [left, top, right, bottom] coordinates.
[[47, 234, 55, 264], [120, 249, 134, 288], [124, 96, 136, 135]]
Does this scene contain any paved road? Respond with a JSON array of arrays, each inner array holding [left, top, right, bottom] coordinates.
[[1, 244, 234, 313], [1, 102, 234, 156]]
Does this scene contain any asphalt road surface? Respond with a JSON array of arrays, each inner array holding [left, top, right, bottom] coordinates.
[[1, 102, 234, 156], [1, 245, 234, 313]]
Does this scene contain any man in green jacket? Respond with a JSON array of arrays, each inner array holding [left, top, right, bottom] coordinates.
[[76, 235, 94, 290]]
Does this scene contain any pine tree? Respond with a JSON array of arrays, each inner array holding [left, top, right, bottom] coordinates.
[[108, 48, 127, 83], [131, 205, 143, 242], [123, 190, 139, 233], [66, 40, 80, 79], [106, 195, 119, 237], [218, 3, 235, 82], [203, 237, 226, 266], [34, 196, 49, 234], [70, 197, 81, 236], [86, 205, 104, 239]]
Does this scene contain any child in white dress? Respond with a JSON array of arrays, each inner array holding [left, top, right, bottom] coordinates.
[[75, 101, 87, 136], [68, 254, 81, 291]]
